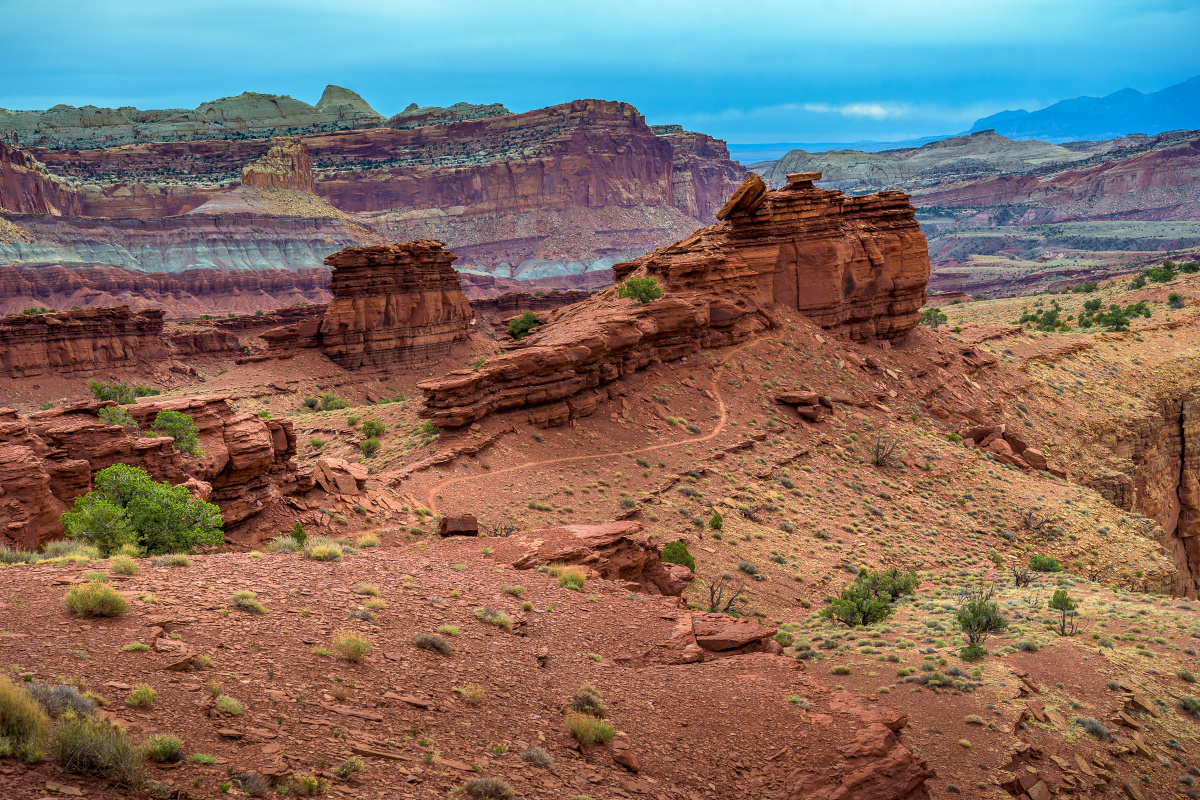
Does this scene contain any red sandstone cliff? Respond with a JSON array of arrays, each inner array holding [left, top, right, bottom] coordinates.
[[417, 175, 930, 428], [240, 139, 316, 192], [0, 306, 169, 378], [320, 240, 473, 369], [0, 142, 83, 216]]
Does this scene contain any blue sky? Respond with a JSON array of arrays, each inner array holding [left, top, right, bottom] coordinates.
[[3, 0, 1199, 143]]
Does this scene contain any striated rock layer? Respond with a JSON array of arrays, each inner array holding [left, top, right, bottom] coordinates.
[[320, 240, 473, 369], [240, 139, 316, 192], [0, 396, 300, 549], [0, 142, 83, 216], [0, 306, 169, 378], [418, 175, 929, 428]]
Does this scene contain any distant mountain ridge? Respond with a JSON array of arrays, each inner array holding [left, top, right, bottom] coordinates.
[[969, 74, 1200, 142]]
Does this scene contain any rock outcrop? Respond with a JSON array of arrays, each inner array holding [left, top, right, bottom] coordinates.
[[486, 521, 692, 597], [418, 175, 929, 427], [0, 396, 299, 549], [0, 86, 384, 150], [0, 142, 83, 215], [320, 240, 472, 369], [0, 306, 169, 378], [240, 139, 316, 192], [386, 101, 510, 129]]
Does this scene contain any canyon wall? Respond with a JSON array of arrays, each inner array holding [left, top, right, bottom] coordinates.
[[240, 139, 316, 192], [0, 396, 300, 549], [0, 142, 83, 216], [0, 306, 169, 378], [418, 175, 930, 428], [320, 240, 473, 369]]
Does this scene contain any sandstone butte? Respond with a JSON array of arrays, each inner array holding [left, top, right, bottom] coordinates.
[[239, 138, 317, 193], [318, 240, 473, 369], [417, 173, 929, 428]]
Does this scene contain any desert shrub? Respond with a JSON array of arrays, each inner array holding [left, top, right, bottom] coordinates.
[[26, 683, 96, 719], [361, 419, 386, 438], [661, 540, 696, 572], [1016, 639, 1039, 652], [709, 511, 723, 530], [142, 733, 183, 763], [1181, 696, 1200, 716], [955, 588, 1009, 657], [413, 632, 452, 656], [572, 684, 608, 718], [921, 307, 948, 329], [553, 564, 587, 590], [473, 607, 513, 630], [63, 464, 222, 556], [1048, 588, 1079, 636], [454, 683, 486, 706], [0, 676, 52, 762], [108, 555, 139, 575], [215, 695, 243, 715], [464, 777, 516, 800], [1169, 292, 1185, 309], [563, 713, 615, 744], [88, 380, 159, 405], [823, 569, 919, 627], [126, 684, 156, 707], [519, 746, 553, 767], [150, 554, 190, 567], [332, 756, 365, 780], [52, 712, 145, 786], [507, 312, 541, 340], [361, 437, 382, 457], [618, 276, 664, 304], [308, 437, 325, 450], [150, 410, 201, 456], [63, 582, 129, 617], [333, 630, 371, 662], [1074, 716, 1109, 740], [319, 393, 349, 411], [0, 544, 39, 564], [1029, 554, 1063, 573], [289, 775, 324, 796], [229, 590, 265, 614], [98, 406, 138, 431]]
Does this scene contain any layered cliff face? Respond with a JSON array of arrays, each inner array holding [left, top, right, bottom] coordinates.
[[0, 142, 83, 215], [418, 176, 929, 428], [0, 396, 298, 549], [0, 264, 332, 318], [320, 240, 473, 369], [0, 86, 384, 150], [0, 306, 169, 378], [387, 101, 510, 129]]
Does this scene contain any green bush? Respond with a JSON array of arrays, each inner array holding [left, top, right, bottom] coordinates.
[[361, 419, 386, 438], [98, 406, 138, 431], [150, 409, 201, 456], [360, 437, 381, 457], [660, 540, 696, 572], [709, 512, 723, 530], [920, 307, 948, 329], [320, 393, 349, 411], [52, 712, 145, 786], [1029, 554, 1063, 573], [617, 276, 664, 304], [88, 381, 159, 405], [508, 312, 541, 340], [822, 569, 919, 627], [955, 591, 1009, 654], [63, 582, 129, 617], [63, 464, 222, 555]]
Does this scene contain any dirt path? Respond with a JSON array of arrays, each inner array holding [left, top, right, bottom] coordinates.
[[422, 352, 740, 515]]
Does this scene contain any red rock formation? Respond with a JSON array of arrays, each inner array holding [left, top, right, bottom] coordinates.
[[0, 306, 169, 378], [240, 139, 316, 192], [0, 264, 332, 318], [0, 142, 83, 215], [486, 521, 692, 596], [320, 240, 472, 369], [0, 396, 300, 549], [417, 175, 929, 428]]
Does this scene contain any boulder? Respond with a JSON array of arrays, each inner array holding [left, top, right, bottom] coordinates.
[[438, 515, 480, 536], [691, 613, 777, 652]]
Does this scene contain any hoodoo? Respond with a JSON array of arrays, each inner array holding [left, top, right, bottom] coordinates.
[[417, 174, 930, 428], [319, 240, 473, 369]]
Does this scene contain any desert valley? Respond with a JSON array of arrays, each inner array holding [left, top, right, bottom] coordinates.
[[3, 11, 1200, 800]]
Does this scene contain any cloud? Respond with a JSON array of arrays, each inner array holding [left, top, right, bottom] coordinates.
[[801, 103, 905, 120]]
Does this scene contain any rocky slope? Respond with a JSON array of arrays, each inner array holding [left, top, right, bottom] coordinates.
[[0, 85, 384, 150], [417, 174, 929, 427], [319, 241, 473, 369]]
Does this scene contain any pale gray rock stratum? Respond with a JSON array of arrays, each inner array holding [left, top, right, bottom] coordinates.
[[0, 86, 384, 149]]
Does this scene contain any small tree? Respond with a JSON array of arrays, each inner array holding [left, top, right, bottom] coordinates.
[[62, 464, 222, 555], [955, 584, 1008, 660], [618, 276, 664, 304], [508, 312, 541, 340], [920, 307, 948, 329], [661, 540, 695, 572], [290, 522, 307, 547], [98, 406, 138, 432], [822, 568, 919, 627], [1048, 588, 1079, 636], [704, 574, 750, 616], [150, 410, 201, 456], [361, 419, 386, 438]]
